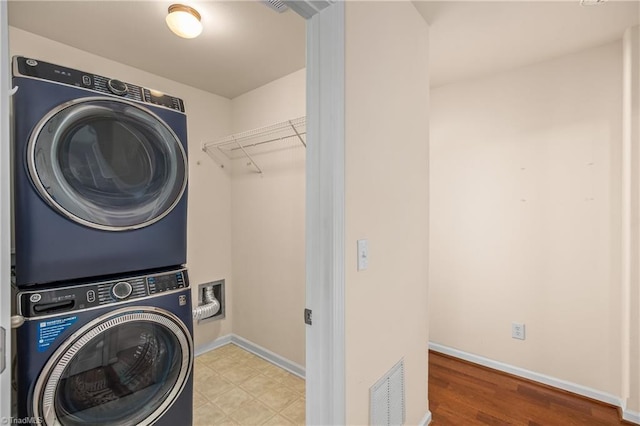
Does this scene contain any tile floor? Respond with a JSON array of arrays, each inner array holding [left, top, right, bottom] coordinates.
[[193, 343, 305, 425]]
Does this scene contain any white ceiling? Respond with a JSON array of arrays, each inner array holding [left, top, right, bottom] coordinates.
[[414, 0, 640, 88], [7, 1, 306, 99], [7, 1, 640, 97]]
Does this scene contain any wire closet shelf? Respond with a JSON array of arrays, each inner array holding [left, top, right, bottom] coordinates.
[[202, 116, 306, 174]]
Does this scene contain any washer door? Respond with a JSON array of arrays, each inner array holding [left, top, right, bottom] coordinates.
[[34, 307, 193, 426], [28, 97, 187, 231]]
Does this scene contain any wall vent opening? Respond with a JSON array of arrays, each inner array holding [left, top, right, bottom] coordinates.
[[370, 359, 405, 425], [262, 0, 289, 13], [195, 279, 225, 323]]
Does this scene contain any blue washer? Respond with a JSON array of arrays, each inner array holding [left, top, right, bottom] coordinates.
[[15, 268, 194, 426]]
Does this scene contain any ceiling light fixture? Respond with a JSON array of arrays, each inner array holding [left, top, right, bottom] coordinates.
[[166, 4, 203, 39]]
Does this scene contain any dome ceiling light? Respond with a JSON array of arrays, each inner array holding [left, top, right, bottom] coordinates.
[[166, 4, 203, 39]]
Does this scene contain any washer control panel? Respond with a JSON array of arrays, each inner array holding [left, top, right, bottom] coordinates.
[[13, 56, 185, 112], [97, 276, 146, 304], [18, 268, 189, 318]]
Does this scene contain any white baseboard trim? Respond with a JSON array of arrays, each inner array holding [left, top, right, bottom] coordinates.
[[418, 410, 432, 425], [232, 334, 306, 379], [195, 334, 232, 356], [623, 408, 640, 424], [195, 334, 306, 379], [429, 342, 625, 411]]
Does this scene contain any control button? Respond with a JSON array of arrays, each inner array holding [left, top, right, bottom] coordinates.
[[107, 79, 128, 96], [82, 75, 92, 86], [25, 59, 38, 67], [112, 281, 133, 300], [87, 290, 96, 303], [29, 293, 41, 303]]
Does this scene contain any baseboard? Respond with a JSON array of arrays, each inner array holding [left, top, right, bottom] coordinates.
[[194, 334, 232, 356], [429, 342, 624, 410], [418, 410, 432, 425], [623, 407, 640, 424], [231, 334, 306, 379], [195, 333, 306, 379]]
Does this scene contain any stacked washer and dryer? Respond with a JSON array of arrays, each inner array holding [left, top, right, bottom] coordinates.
[[11, 57, 194, 426]]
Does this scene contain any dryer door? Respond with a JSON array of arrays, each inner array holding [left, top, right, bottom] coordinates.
[[33, 307, 193, 426], [27, 97, 187, 231]]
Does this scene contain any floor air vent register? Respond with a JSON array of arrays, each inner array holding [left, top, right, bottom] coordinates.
[[370, 359, 405, 426]]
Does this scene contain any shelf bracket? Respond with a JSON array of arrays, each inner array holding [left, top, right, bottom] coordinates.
[[289, 120, 306, 148], [233, 136, 263, 174]]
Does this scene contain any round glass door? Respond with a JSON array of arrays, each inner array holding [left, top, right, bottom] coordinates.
[[28, 97, 187, 231], [34, 308, 193, 426]]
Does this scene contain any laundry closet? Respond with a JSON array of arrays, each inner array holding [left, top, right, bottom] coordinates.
[[6, 2, 306, 424]]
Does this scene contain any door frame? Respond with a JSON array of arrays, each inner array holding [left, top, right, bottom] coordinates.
[[287, 1, 347, 424], [0, 0, 12, 421]]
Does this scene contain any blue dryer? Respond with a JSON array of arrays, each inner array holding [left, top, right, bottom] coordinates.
[[14, 267, 193, 426], [12, 57, 189, 287]]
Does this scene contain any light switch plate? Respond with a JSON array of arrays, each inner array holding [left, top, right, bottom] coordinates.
[[357, 239, 369, 271]]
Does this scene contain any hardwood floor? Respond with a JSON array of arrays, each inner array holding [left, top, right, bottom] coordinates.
[[428, 350, 631, 425]]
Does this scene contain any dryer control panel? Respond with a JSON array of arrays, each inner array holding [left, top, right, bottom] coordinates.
[[13, 56, 185, 112], [18, 268, 189, 318]]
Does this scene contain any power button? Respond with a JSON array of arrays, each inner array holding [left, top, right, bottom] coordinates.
[[82, 75, 92, 86]]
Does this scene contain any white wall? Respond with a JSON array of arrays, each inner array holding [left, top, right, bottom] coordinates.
[[344, 2, 430, 424], [9, 27, 234, 348], [430, 42, 623, 396], [229, 69, 306, 366]]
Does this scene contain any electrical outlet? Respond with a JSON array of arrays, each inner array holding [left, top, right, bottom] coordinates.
[[512, 322, 525, 340]]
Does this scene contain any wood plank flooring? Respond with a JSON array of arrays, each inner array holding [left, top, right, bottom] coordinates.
[[429, 350, 631, 425]]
